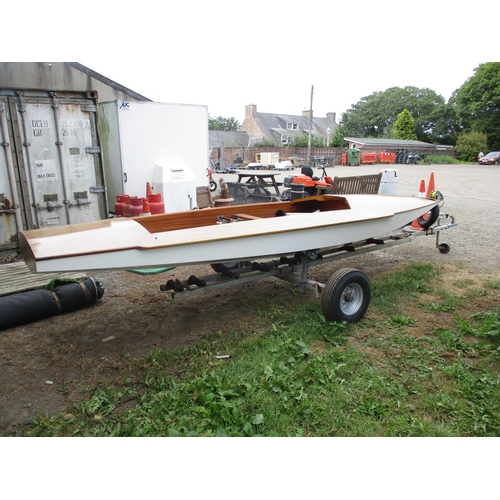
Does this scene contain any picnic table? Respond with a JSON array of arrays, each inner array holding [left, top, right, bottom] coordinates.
[[237, 173, 282, 196]]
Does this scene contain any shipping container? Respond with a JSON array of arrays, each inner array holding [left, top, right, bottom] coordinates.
[[98, 100, 209, 213], [0, 89, 107, 254]]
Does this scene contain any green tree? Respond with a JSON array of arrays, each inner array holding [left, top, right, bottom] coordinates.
[[340, 86, 447, 143], [454, 131, 488, 162], [208, 116, 240, 131], [451, 62, 500, 150], [394, 108, 417, 140], [330, 124, 348, 147], [289, 133, 326, 147], [252, 138, 276, 147]]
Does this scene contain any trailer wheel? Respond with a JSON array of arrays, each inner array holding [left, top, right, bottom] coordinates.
[[321, 268, 371, 323], [306, 249, 319, 260], [209, 180, 217, 192], [417, 204, 440, 229], [437, 243, 451, 254]]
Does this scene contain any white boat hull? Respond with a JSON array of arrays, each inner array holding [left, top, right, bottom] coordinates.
[[19, 194, 439, 273]]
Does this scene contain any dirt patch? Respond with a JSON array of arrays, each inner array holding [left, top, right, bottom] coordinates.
[[0, 261, 307, 434], [1, 245, 496, 436]]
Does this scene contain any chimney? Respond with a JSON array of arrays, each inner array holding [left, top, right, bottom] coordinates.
[[326, 112, 337, 123], [245, 104, 257, 118], [302, 109, 312, 120]]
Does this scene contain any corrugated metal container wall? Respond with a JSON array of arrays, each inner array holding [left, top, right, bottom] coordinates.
[[0, 89, 107, 253], [0, 99, 21, 252]]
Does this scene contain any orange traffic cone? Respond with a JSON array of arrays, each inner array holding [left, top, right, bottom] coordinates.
[[141, 197, 152, 216], [417, 179, 426, 197], [410, 179, 427, 230], [426, 172, 435, 198], [146, 182, 153, 198]]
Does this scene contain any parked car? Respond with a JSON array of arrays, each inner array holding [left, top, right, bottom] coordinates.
[[247, 162, 263, 170], [274, 161, 294, 171], [479, 151, 500, 165]]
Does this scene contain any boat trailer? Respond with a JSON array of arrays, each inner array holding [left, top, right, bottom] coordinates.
[[160, 213, 457, 323]]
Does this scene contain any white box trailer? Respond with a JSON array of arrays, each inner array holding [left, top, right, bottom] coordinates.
[[0, 89, 107, 254], [258, 152, 280, 168], [98, 100, 210, 213]]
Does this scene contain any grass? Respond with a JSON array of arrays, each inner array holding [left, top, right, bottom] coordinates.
[[22, 263, 500, 437], [423, 155, 464, 165]]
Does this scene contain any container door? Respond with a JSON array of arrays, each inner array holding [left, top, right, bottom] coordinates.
[[7, 91, 107, 229], [0, 98, 22, 252]]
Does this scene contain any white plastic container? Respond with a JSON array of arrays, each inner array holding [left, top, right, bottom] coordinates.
[[378, 168, 398, 195]]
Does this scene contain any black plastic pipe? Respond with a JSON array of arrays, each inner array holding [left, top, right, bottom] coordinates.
[[0, 278, 103, 331]]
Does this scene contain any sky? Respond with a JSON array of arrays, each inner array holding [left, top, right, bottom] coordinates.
[[5, 0, 497, 126]]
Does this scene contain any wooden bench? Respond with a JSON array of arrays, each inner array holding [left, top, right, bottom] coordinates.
[[330, 173, 382, 195]]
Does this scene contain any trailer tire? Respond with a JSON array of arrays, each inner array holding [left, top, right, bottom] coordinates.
[[321, 268, 371, 323], [209, 180, 217, 192], [417, 204, 440, 229], [438, 243, 451, 254]]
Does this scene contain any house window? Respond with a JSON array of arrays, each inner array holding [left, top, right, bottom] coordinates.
[[281, 135, 290, 144], [286, 122, 298, 130]]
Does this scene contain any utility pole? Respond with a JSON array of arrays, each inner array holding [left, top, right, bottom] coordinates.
[[307, 85, 314, 166], [220, 142, 226, 171]]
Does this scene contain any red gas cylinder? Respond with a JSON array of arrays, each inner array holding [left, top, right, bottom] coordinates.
[[114, 195, 125, 217], [129, 196, 143, 217], [148, 193, 165, 214], [122, 195, 131, 217], [141, 198, 152, 216]]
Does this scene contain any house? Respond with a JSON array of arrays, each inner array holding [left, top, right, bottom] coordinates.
[[209, 130, 250, 149], [208, 130, 250, 165], [241, 103, 338, 146]]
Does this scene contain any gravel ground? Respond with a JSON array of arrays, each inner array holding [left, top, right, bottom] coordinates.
[[0, 162, 498, 434]]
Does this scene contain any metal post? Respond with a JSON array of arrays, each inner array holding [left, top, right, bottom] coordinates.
[[0, 102, 24, 232], [307, 85, 314, 165], [219, 141, 226, 171], [51, 93, 72, 223], [16, 92, 41, 228], [299, 253, 310, 293]]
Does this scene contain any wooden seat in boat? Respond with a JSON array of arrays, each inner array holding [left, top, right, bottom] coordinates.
[[232, 213, 262, 220]]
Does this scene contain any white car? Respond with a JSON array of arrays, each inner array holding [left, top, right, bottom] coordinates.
[[274, 161, 294, 170], [247, 162, 263, 170]]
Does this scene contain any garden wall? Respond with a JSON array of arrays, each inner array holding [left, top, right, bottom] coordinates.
[[211, 146, 455, 166]]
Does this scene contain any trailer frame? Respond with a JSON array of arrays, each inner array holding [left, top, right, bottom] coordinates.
[[160, 213, 457, 322]]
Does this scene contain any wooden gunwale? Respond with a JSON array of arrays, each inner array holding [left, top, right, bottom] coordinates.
[[133, 195, 350, 234]]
